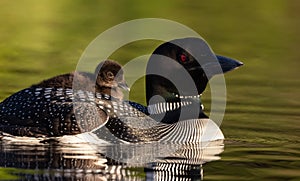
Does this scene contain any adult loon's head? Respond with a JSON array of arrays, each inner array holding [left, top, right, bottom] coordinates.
[[145, 37, 243, 122]]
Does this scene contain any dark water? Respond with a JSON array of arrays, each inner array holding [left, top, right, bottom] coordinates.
[[0, 0, 300, 180]]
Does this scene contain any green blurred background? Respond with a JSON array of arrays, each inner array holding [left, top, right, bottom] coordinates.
[[0, 0, 299, 180]]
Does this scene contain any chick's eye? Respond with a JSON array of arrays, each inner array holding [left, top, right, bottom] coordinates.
[[180, 54, 188, 63], [107, 71, 114, 80]]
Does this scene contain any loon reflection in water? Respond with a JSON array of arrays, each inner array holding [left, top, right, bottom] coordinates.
[[0, 133, 224, 180]]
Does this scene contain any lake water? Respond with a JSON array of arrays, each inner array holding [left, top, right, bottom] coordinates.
[[0, 0, 299, 180]]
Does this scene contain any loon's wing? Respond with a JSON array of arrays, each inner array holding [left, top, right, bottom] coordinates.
[[0, 88, 109, 137]]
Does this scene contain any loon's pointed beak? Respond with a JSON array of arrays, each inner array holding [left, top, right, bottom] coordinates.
[[200, 55, 243, 77], [118, 82, 130, 91], [216, 55, 243, 73]]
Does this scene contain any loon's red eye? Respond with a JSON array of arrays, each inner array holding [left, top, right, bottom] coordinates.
[[180, 54, 188, 62]]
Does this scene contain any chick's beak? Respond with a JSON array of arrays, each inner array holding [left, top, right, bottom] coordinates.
[[118, 82, 130, 91]]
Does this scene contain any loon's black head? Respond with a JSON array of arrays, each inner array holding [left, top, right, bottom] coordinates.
[[94, 60, 129, 99], [146, 37, 243, 104], [145, 37, 243, 123]]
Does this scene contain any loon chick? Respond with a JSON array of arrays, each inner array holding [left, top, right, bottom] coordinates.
[[129, 37, 243, 123], [0, 60, 129, 137], [32, 60, 129, 100]]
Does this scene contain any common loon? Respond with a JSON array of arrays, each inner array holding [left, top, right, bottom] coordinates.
[[0, 60, 129, 136], [0, 37, 243, 141]]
